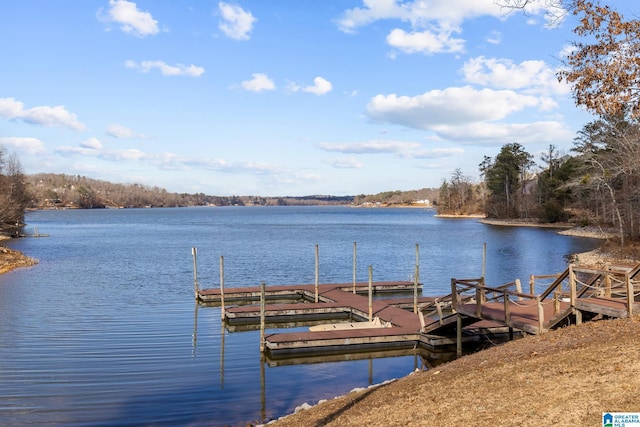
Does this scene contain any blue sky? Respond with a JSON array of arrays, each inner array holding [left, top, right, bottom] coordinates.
[[0, 1, 630, 196]]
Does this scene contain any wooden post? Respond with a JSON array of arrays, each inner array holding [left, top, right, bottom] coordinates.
[[482, 242, 487, 280], [475, 285, 483, 318], [418, 308, 425, 329], [450, 278, 458, 311], [503, 292, 511, 325], [626, 273, 634, 318], [220, 256, 225, 320], [414, 243, 419, 314], [605, 273, 612, 298], [569, 264, 576, 307], [436, 301, 444, 325], [191, 247, 199, 300], [529, 274, 535, 295], [515, 279, 522, 301], [456, 314, 462, 358], [353, 242, 357, 294], [260, 281, 266, 353], [537, 296, 544, 333], [315, 244, 319, 303], [368, 265, 373, 321]]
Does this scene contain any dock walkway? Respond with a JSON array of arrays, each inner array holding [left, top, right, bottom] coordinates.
[[197, 261, 640, 360], [199, 281, 433, 356], [450, 262, 640, 337]]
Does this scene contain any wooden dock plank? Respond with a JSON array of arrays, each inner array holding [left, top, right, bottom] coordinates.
[[575, 297, 640, 318], [198, 281, 420, 302], [457, 301, 572, 335]]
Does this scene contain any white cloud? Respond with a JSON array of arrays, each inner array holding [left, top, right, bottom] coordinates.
[[386, 28, 465, 55], [318, 140, 463, 159], [432, 121, 574, 146], [462, 56, 569, 96], [367, 86, 545, 130], [54, 141, 292, 177], [323, 157, 364, 169], [303, 77, 333, 95], [241, 73, 276, 92], [485, 30, 501, 45], [100, 0, 159, 37], [80, 138, 103, 150], [336, 0, 503, 35], [337, 1, 567, 55], [106, 124, 146, 138], [218, 2, 256, 40], [0, 137, 47, 155], [0, 97, 85, 130], [125, 60, 205, 77]]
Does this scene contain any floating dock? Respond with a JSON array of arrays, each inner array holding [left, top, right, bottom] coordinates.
[[197, 280, 512, 358], [193, 245, 640, 362]]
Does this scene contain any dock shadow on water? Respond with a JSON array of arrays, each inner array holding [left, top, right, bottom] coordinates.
[[1, 207, 601, 426]]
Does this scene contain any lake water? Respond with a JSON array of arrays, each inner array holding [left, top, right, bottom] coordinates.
[[0, 207, 600, 426]]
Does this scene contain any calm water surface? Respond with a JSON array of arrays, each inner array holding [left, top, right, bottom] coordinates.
[[0, 207, 600, 426]]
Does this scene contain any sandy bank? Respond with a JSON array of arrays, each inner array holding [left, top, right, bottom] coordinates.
[[0, 240, 38, 275], [478, 218, 575, 229], [435, 213, 486, 218]]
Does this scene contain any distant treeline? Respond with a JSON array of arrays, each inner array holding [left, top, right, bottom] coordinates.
[[26, 173, 357, 209], [353, 188, 438, 206], [24, 173, 442, 211]]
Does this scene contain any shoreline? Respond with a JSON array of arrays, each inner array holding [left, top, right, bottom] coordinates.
[[0, 235, 38, 274]]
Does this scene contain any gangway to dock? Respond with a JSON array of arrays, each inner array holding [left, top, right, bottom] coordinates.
[[449, 262, 640, 342]]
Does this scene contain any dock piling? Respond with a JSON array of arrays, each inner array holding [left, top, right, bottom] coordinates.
[[352, 242, 357, 294], [368, 265, 373, 321], [220, 256, 225, 320], [482, 242, 487, 280], [191, 247, 199, 299], [260, 281, 266, 353], [315, 244, 319, 303], [414, 243, 419, 314]]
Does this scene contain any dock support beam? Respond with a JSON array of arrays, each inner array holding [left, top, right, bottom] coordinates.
[[368, 265, 373, 321], [260, 281, 265, 353], [482, 242, 486, 280], [315, 244, 319, 303], [220, 256, 225, 320], [414, 243, 419, 314], [456, 314, 462, 358], [192, 247, 199, 300], [353, 242, 357, 294]]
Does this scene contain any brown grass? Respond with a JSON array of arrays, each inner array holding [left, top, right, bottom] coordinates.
[[270, 316, 640, 426]]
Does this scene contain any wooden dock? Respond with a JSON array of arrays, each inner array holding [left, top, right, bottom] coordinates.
[[447, 262, 640, 355], [198, 280, 511, 358], [193, 243, 640, 361]]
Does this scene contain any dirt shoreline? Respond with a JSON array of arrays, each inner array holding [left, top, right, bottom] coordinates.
[[268, 315, 640, 427], [0, 235, 38, 274]]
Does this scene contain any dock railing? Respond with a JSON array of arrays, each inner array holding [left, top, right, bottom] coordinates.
[[450, 263, 640, 333]]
